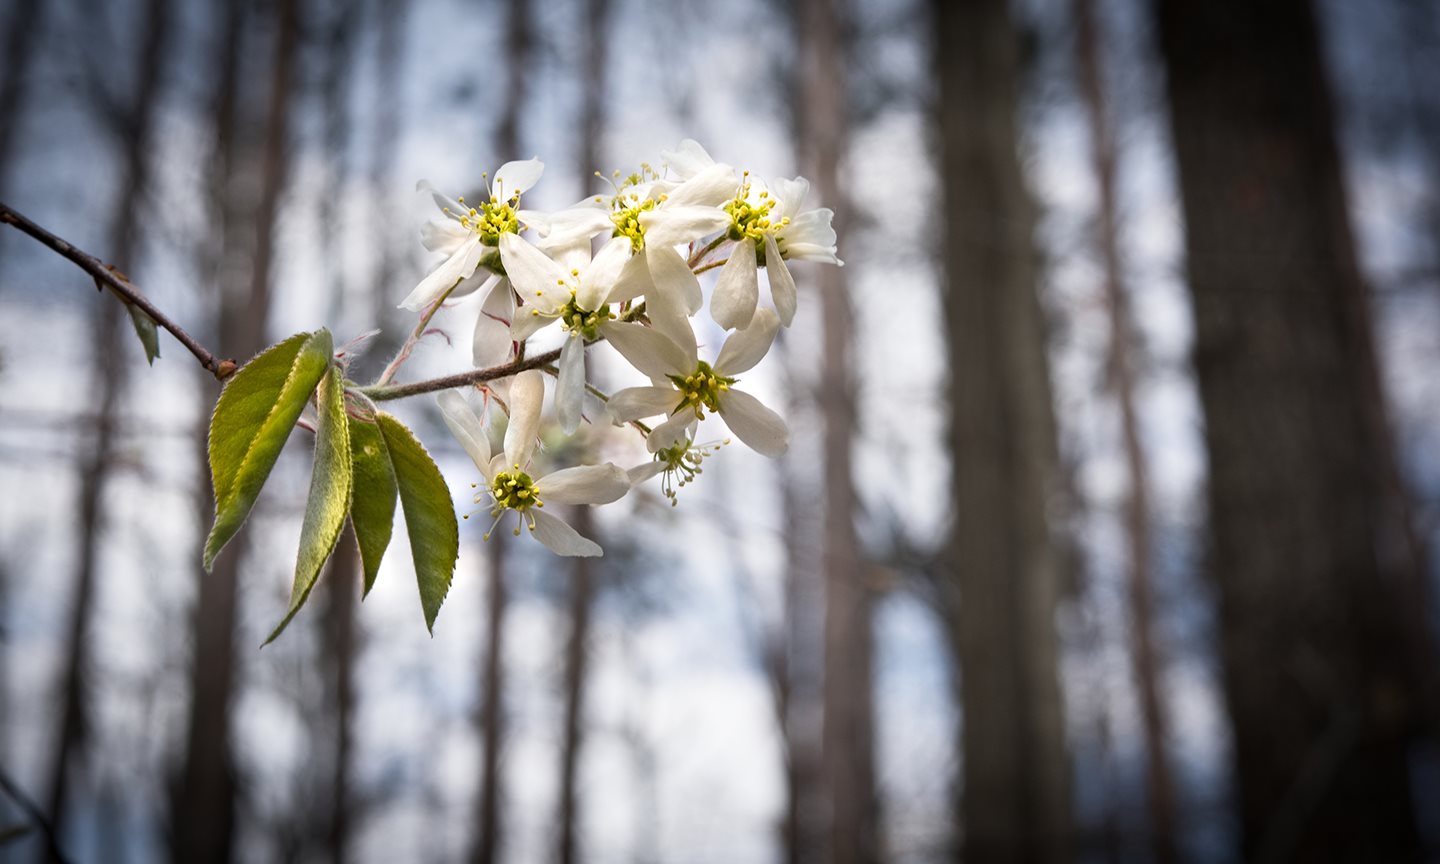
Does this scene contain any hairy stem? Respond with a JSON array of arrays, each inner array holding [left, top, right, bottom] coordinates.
[[1, 202, 236, 379]]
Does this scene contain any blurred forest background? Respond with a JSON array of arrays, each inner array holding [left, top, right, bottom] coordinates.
[[2, 0, 1440, 861]]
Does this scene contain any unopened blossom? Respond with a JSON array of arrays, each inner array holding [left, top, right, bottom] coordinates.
[[605, 307, 788, 457], [437, 372, 629, 557], [400, 158, 545, 312]]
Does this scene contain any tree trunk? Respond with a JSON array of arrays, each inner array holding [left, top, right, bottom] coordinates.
[[173, 1, 301, 860], [322, 531, 359, 864], [1073, 0, 1178, 861], [1155, 1, 1428, 859], [470, 535, 506, 864], [793, 1, 878, 862], [0, 0, 45, 198], [557, 508, 595, 864], [43, 0, 173, 850], [932, 0, 1072, 859]]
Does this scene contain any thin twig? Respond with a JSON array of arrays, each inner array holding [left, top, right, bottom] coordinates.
[[374, 282, 458, 386], [0, 202, 236, 380], [359, 347, 563, 402], [537, 361, 654, 436], [688, 235, 728, 268], [693, 258, 728, 276]]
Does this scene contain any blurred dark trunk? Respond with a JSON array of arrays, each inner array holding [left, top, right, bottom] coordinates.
[[470, 535, 506, 864], [322, 530, 359, 864], [557, 508, 595, 864], [365, 0, 408, 361], [932, 0, 1072, 860], [1073, 1, 1178, 861], [316, 5, 360, 860], [42, 0, 173, 851], [793, 0, 877, 862], [555, 3, 610, 859], [469, 3, 529, 860], [173, 1, 300, 861], [1155, 1, 1430, 860], [0, 0, 44, 198]]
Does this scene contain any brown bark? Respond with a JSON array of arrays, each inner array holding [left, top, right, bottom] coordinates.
[[557, 508, 595, 864], [42, 0, 173, 850], [470, 534, 507, 864], [1073, 1, 1179, 861], [1155, 1, 1427, 860], [932, 0, 1072, 860], [794, 0, 878, 861], [173, 1, 301, 861], [469, 2, 529, 860], [322, 530, 359, 864]]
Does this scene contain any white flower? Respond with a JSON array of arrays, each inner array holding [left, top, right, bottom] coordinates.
[[605, 307, 788, 457], [529, 159, 739, 324], [498, 233, 649, 433], [437, 372, 630, 557], [710, 175, 841, 330], [627, 436, 730, 506], [400, 158, 545, 311]]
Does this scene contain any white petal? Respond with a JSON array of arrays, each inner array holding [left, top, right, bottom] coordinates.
[[556, 335, 585, 434], [532, 203, 612, 248], [664, 162, 740, 209], [710, 239, 759, 330], [781, 208, 836, 248], [661, 139, 717, 180], [719, 388, 788, 456], [528, 509, 602, 557], [421, 218, 470, 253], [716, 307, 779, 375], [601, 321, 688, 380], [772, 176, 811, 220], [399, 238, 481, 310], [493, 157, 544, 200], [437, 391, 493, 480], [474, 280, 515, 368], [640, 206, 731, 249], [646, 412, 696, 453], [510, 307, 556, 341], [764, 234, 798, 327], [538, 463, 630, 505], [626, 461, 664, 485], [647, 243, 704, 318], [576, 236, 633, 310], [499, 233, 568, 307], [608, 250, 651, 304], [607, 386, 680, 422], [416, 179, 465, 218], [504, 370, 544, 468]]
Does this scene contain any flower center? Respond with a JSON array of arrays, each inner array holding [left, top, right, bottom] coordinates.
[[558, 296, 614, 341], [611, 192, 658, 251], [458, 196, 521, 245], [669, 360, 735, 418], [489, 468, 541, 512]]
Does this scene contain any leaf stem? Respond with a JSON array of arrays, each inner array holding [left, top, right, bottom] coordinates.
[[692, 258, 728, 276], [1, 201, 236, 380], [688, 235, 728, 268]]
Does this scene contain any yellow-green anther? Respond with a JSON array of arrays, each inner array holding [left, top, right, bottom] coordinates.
[[489, 468, 542, 512], [668, 360, 736, 418]]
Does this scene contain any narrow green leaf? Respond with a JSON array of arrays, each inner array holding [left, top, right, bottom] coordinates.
[[265, 365, 353, 644], [348, 416, 398, 596], [377, 412, 458, 633], [204, 330, 333, 570]]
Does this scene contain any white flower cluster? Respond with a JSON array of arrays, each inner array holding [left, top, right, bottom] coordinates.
[[406, 140, 841, 557]]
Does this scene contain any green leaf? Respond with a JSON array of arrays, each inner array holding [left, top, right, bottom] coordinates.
[[348, 416, 397, 596], [265, 364, 353, 644], [377, 412, 458, 633], [127, 304, 161, 364], [204, 330, 333, 570]]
